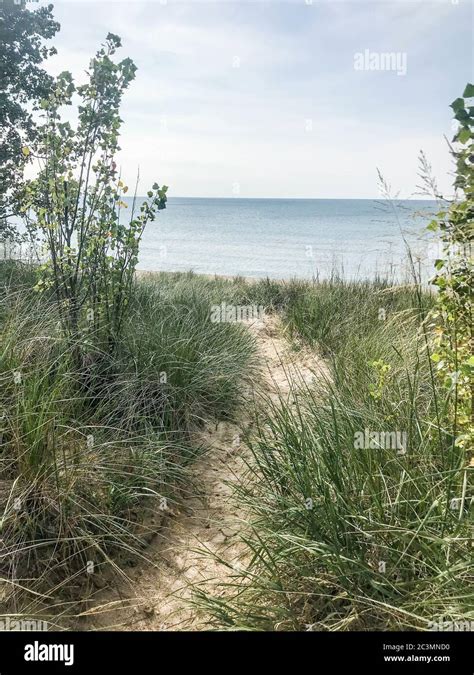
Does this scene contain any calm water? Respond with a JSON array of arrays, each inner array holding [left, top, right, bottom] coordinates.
[[6, 197, 439, 281], [136, 197, 438, 280]]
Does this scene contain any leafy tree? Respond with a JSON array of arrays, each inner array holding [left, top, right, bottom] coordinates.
[[0, 0, 59, 237], [21, 34, 167, 350]]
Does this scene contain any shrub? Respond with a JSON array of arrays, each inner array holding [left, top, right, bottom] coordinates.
[[20, 34, 167, 350]]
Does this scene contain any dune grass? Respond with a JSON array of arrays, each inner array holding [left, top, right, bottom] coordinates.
[[0, 262, 258, 623], [194, 276, 473, 631], [1, 265, 471, 630]]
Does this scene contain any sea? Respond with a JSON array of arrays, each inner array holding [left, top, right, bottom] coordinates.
[[136, 197, 439, 281], [4, 197, 440, 281]]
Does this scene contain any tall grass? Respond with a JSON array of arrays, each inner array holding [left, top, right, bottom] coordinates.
[[195, 277, 473, 630], [0, 262, 258, 624], [2, 265, 471, 630]]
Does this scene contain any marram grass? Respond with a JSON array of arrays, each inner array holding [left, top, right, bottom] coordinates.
[[0, 262, 258, 624], [193, 277, 473, 631]]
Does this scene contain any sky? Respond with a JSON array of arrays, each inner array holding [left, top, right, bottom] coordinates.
[[40, 0, 473, 198]]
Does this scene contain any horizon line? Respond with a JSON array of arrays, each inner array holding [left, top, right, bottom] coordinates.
[[138, 195, 439, 201]]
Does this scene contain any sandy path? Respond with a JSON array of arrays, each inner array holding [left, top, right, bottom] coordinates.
[[77, 315, 325, 631]]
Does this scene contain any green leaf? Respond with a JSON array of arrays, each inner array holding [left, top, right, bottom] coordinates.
[[454, 109, 469, 123], [457, 128, 471, 144], [462, 83, 474, 98], [451, 97, 465, 112]]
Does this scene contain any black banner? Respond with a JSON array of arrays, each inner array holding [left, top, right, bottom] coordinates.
[[0, 631, 471, 674]]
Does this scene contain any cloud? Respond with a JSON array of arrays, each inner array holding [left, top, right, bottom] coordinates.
[[39, 0, 470, 197]]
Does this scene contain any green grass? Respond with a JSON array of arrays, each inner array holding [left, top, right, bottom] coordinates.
[[2, 265, 471, 631], [282, 275, 432, 354], [92, 275, 261, 433], [194, 277, 473, 631], [0, 262, 258, 623]]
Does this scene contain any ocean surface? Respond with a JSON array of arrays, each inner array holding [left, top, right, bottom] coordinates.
[[136, 197, 438, 280], [5, 197, 439, 281]]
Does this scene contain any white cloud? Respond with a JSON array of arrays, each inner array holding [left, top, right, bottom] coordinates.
[[37, 0, 468, 197]]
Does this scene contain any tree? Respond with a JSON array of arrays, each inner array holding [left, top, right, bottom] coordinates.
[[0, 0, 59, 237], [22, 34, 167, 351]]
